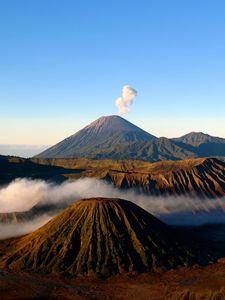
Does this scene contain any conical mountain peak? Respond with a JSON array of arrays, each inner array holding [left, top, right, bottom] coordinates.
[[0, 197, 196, 276], [85, 115, 151, 135], [36, 115, 156, 159]]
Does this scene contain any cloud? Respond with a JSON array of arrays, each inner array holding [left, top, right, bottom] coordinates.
[[0, 215, 52, 240], [1, 178, 225, 239], [0, 179, 50, 213], [1, 177, 225, 216], [115, 85, 137, 114]]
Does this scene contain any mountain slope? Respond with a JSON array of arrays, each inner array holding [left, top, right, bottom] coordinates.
[[36, 115, 155, 159], [34, 157, 225, 198], [173, 132, 225, 147], [141, 137, 197, 161], [35, 115, 195, 161], [95, 157, 225, 198], [0, 155, 83, 185], [173, 132, 225, 157], [0, 198, 197, 276]]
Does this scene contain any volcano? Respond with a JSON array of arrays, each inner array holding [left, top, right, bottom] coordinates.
[[35, 115, 194, 160], [36, 115, 156, 159], [0, 198, 197, 276]]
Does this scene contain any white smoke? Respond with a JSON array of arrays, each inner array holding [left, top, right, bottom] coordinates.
[[115, 85, 137, 114], [1, 178, 225, 239]]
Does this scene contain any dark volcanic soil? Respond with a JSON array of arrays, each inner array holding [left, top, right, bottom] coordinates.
[[1, 263, 225, 300]]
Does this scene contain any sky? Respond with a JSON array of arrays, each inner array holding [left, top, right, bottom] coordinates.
[[0, 0, 224, 156]]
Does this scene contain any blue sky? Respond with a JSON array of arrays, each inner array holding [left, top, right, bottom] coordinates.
[[0, 0, 224, 153]]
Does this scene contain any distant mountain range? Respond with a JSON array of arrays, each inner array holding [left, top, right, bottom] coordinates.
[[36, 115, 225, 161], [172, 132, 225, 157]]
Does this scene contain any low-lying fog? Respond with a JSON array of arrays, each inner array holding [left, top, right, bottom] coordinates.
[[1, 178, 225, 239]]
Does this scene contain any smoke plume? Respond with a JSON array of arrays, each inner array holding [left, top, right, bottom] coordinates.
[[1, 178, 225, 239], [115, 85, 137, 114]]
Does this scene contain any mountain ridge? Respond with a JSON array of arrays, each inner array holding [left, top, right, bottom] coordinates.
[[0, 155, 224, 200], [62, 157, 225, 198], [172, 132, 225, 147], [35, 115, 225, 161]]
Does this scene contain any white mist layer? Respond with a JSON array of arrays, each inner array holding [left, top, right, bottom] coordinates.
[[0, 215, 52, 240], [1, 178, 225, 239], [1, 178, 225, 214]]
